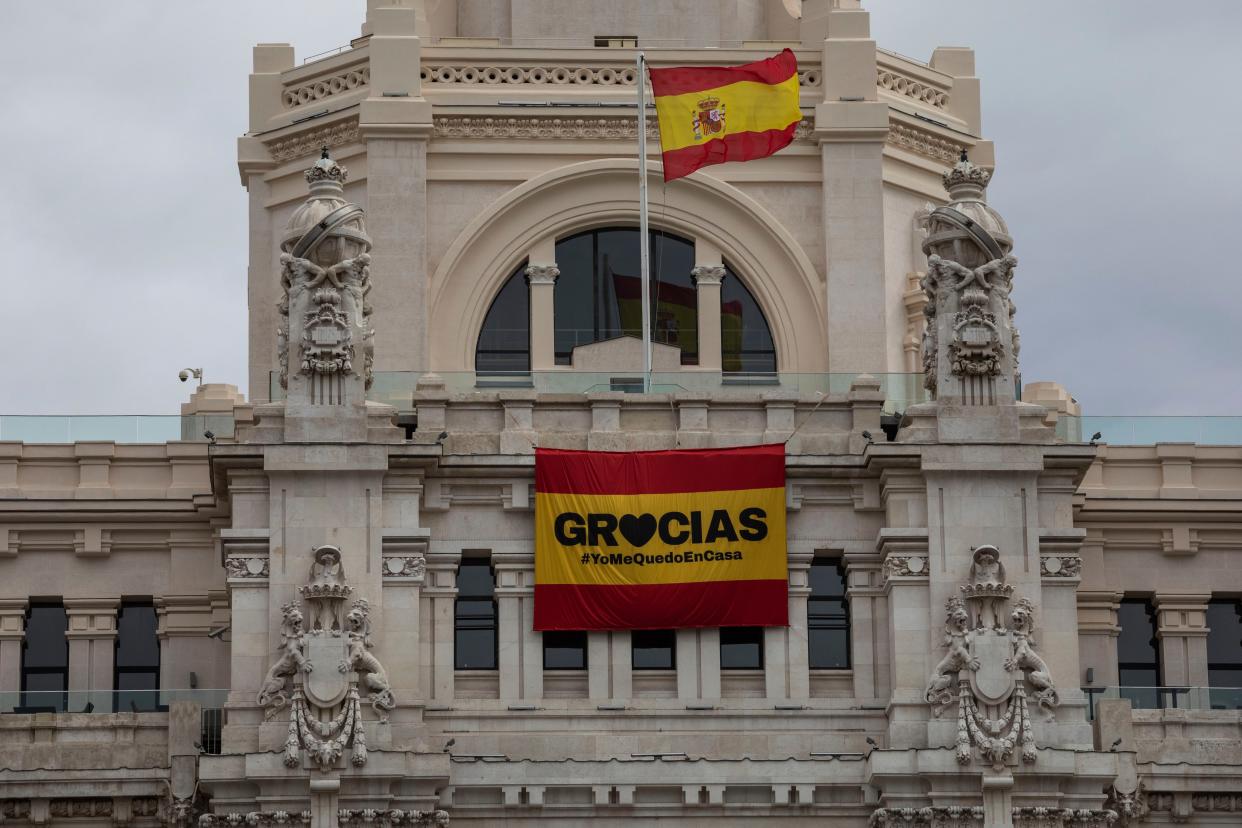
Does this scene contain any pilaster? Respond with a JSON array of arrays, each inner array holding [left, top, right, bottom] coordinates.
[[423, 549, 461, 702], [786, 550, 814, 700], [526, 264, 559, 372], [494, 556, 534, 702], [63, 598, 119, 712], [0, 599, 26, 707], [691, 253, 725, 373], [1077, 591, 1121, 689], [1154, 593, 1211, 688]]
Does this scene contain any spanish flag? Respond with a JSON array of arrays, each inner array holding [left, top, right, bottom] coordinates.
[[649, 49, 801, 182], [533, 444, 788, 631]]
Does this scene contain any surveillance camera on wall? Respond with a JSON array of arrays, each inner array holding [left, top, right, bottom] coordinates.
[[178, 370, 190, 382]]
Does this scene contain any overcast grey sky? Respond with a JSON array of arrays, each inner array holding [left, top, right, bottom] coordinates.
[[3, 2, 1239, 415]]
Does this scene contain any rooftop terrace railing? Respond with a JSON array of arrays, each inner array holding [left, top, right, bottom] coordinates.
[[1057, 416, 1242, 445], [0, 414, 234, 444], [272, 371, 932, 414], [1082, 685, 1242, 719]]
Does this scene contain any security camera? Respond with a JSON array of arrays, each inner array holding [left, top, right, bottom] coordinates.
[[178, 370, 190, 382]]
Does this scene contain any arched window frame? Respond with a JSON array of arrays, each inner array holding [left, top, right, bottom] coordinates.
[[474, 225, 778, 376]]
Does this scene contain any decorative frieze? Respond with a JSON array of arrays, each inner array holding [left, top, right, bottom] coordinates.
[[420, 63, 820, 89], [888, 122, 965, 165], [869, 807, 982, 827], [267, 120, 362, 164], [382, 553, 427, 583], [282, 65, 369, 109], [882, 554, 928, 580], [225, 555, 270, 580], [1039, 555, 1082, 578], [877, 67, 949, 108], [201, 810, 449, 827]]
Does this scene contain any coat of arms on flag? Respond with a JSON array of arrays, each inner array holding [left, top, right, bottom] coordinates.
[[649, 49, 801, 181]]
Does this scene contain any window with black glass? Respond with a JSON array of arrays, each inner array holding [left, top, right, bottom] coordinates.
[[1207, 598, 1242, 710], [454, 559, 498, 670], [632, 629, 676, 670], [721, 261, 776, 373], [20, 602, 68, 712], [1117, 598, 1161, 709], [115, 601, 161, 712], [475, 260, 530, 374], [553, 228, 699, 365], [543, 631, 588, 670], [808, 558, 851, 669], [720, 627, 764, 670]]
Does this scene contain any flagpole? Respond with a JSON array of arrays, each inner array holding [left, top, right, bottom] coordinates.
[[637, 50, 652, 393]]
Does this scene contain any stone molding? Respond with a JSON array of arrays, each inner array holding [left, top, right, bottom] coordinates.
[[420, 62, 821, 90], [690, 265, 726, 286], [868, 807, 982, 827], [877, 67, 949, 109], [523, 264, 560, 285]]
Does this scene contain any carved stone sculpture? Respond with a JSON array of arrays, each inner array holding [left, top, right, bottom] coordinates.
[[924, 545, 1060, 769], [920, 151, 1020, 405], [255, 547, 395, 771], [277, 148, 374, 405]]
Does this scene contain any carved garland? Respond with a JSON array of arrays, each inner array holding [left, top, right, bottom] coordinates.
[[1039, 555, 1082, 578], [869, 807, 983, 828], [225, 556, 270, 579]]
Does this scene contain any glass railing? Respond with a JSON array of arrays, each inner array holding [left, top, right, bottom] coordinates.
[[272, 371, 930, 414], [0, 688, 229, 714], [0, 415, 235, 444], [1083, 685, 1242, 718], [1057, 416, 1242, 446]]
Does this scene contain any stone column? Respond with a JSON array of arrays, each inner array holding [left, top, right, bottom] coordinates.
[[526, 264, 560, 371], [495, 557, 533, 701], [1155, 594, 1211, 692], [785, 550, 814, 700], [423, 550, 461, 702], [691, 241, 725, 372], [1077, 591, 1121, 689], [845, 554, 883, 701], [380, 529, 430, 699], [64, 599, 118, 713], [676, 629, 701, 700], [0, 599, 25, 712], [813, 5, 891, 373], [360, 2, 433, 372]]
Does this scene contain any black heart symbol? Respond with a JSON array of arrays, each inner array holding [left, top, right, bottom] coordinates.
[[618, 513, 658, 547]]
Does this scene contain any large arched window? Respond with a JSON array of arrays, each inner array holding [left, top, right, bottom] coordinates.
[[475, 260, 530, 374], [554, 229, 698, 365], [473, 227, 778, 374]]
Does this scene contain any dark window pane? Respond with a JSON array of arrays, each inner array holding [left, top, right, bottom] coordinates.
[[455, 560, 497, 670], [808, 559, 851, 669], [553, 229, 702, 366], [457, 561, 495, 597], [720, 627, 764, 670], [1208, 670, 1242, 709], [721, 261, 776, 373], [809, 629, 850, 670], [22, 605, 68, 669], [1118, 668, 1161, 709], [24, 672, 66, 694], [476, 262, 531, 373], [455, 629, 497, 670], [632, 629, 676, 670], [1117, 600, 1159, 666], [1207, 600, 1242, 667], [543, 631, 588, 670], [116, 603, 160, 669]]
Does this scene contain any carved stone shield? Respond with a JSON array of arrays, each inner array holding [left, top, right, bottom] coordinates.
[[304, 634, 351, 708], [969, 630, 1016, 705]]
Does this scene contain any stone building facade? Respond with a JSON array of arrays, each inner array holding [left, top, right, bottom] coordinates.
[[2, 1, 1240, 826]]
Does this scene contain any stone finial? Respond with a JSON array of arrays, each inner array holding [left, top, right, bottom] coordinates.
[[305, 145, 348, 186], [942, 149, 992, 200]]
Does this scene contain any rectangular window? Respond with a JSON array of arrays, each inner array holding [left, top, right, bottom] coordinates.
[[594, 35, 637, 48], [720, 627, 764, 670], [1207, 598, 1242, 710], [1117, 598, 1161, 709], [21, 601, 69, 713], [455, 559, 497, 670], [632, 629, 676, 670], [116, 600, 161, 712], [543, 631, 588, 670], [808, 558, 851, 669]]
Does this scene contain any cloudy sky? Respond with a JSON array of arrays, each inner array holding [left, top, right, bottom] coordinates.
[[3, 1, 1239, 416]]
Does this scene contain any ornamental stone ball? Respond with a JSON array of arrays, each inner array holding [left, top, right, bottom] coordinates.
[[281, 146, 372, 268], [922, 149, 1012, 270]]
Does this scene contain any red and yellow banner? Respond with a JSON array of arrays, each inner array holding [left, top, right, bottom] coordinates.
[[534, 444, 788, 631], [649, 49, 801, 182]]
